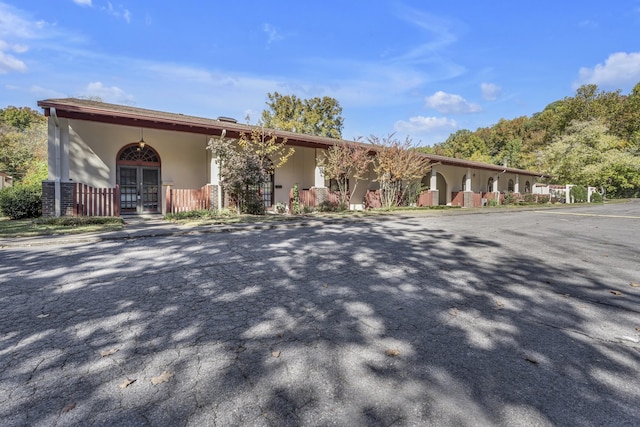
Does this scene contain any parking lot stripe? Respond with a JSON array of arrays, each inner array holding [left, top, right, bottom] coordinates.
[[533, 211, 640, 219]]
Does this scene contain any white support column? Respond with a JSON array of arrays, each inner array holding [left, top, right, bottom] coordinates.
[[314, 149, 326, 188], [430, 167, 438, 190], [465, 168, 472, 191], [48, 112, 70, 217], [566, 184, 572, 203], [493, 174, 499, 192], [514, 174, 520, 194]]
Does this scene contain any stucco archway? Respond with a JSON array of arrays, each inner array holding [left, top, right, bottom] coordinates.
[[437, 173, 447, 205]]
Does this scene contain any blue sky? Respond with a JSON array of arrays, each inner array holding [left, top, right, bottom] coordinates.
[[2, 1, 640, 145]]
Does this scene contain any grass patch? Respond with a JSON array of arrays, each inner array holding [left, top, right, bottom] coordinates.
[[165, 208, 384, 226], [0, 216, 124, 237]]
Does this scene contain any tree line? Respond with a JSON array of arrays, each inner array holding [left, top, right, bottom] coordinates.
[[0, 106, 48, 187], [423, 83, 640, 198]]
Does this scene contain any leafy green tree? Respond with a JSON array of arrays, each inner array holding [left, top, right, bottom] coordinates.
[[542, 120, 640, 198], [261, 92, 344, 138], [434, 129, 492, 163], [319, 141, 372, 208], [0, 113, 47, 183], [0, 106, 42, 131]]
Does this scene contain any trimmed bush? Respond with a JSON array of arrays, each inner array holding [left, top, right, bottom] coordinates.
[[570, 186, 588, 203], [0, 185, 42, 219], [590, 192, 603, 203], [503, 192, 516, 205]]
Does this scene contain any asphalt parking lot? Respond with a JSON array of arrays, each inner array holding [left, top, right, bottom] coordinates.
[[1, 201, 639, 426]]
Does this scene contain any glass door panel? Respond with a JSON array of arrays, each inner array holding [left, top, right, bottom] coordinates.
[[142, 168, 159, 212], [119, 167, 138, 213]]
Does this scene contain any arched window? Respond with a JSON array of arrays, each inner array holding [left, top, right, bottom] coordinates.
[[508, 179, 514, 192], [118, 144, 160, 165], [487, 177, 494, 192], [524, 181, 531, 193], [462, 174, 467, 191]]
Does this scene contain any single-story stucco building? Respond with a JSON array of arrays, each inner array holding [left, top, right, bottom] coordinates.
[[37, 98, 549, 217]]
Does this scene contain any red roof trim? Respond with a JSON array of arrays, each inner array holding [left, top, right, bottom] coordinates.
[[38, 98, 550, 177]]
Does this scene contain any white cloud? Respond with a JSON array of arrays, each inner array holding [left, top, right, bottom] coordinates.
[[394, 116, 457, 134], [480, 83, 501, 101], [102, 2, 131, 23], [425, 91, 482, 114], [73, 0, 93, 6], [263, 23, 283, 45], [576, 52, 640, 89], [81, 82, 134, 104], [0, 50, 27, 73]]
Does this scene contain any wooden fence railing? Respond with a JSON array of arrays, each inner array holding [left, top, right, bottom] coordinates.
[[166, 184, 212, 214], [73, 183, 119, 217], [289, 188, 344, 212]]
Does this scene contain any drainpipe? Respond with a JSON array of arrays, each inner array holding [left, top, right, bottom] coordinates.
[[51, 107, 61, 217]]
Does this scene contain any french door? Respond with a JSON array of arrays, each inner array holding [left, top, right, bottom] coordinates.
[[119, 166, 160, 214]]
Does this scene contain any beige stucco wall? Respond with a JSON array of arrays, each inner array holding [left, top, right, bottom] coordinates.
[[65, 120, 210, 213], [272, 146, 316, 205]]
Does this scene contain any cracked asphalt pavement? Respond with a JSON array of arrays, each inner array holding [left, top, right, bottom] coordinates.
[[1, 201, 639, 426]]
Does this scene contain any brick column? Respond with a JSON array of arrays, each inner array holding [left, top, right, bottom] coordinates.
[[430, 189, 439, 206], [463, 191, 474, 208], [42, 181, 55, 217], [209, 184, 220, 210]]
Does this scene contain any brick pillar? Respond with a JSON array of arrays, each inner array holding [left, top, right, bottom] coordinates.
[[463, 191, 474, 208], [42, 181, 55, 217], [209, 184, 220, 210], [314, 187, 328, 207], [430, 189, 439, 206]]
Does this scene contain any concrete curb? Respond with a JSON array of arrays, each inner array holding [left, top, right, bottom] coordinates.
[[0, 202, 616, 248]]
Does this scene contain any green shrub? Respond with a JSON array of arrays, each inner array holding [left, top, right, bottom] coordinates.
[[0, 185, 42, 219], [538, 195, 550, 204], [570, 186, 588, 203], [590, 192, 603, 203], [503, 192, 516, 205], [487, 199, 499, 207], [318, 200, 348, 212], [243, 192, 265, 215]]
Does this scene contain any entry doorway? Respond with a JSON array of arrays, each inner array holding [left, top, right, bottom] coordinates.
[[117, 144, 161, 214], [118, 167, 160, 214], [437, 173, 447, 205]]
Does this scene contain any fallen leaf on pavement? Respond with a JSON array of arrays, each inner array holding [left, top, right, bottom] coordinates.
[[271, 351, 281, 358], [630, 283, 640, 288], [449, 308, 458, 317], [385, 349, 401, 357], [525, 356, 539, 364], [119, 378, 136, 389], [151, 371, 173, 385], [100, 348, 119, 357], [496, 300, 505, 309], [37, 313, 49, 318], [635, 327, 640, 332], [61, 403, 76, 413], [610, 290, 622, 296]]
